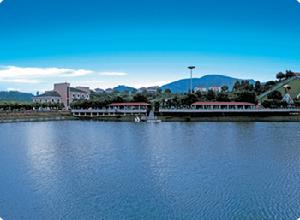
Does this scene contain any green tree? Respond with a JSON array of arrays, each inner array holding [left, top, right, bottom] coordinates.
[[254, 81, 262, 94], [235, 92, 256, 104], [216, 93, 230, 102], [164, 88, 172, 94], [206, 90, 216, 101], [221, 85, 229, 93], [267, 91, 282, 100], [276, 72, 285, 81], [132, 94, 148, 103], [285, 70, 295, 79]]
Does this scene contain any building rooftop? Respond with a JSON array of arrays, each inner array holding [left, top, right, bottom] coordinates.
[[70, 87, 87, 93], [109, 102, 150, 106], [35, 91, 61, 98]]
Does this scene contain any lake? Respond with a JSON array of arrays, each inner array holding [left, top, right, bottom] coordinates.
[[0, 121, 300, 219]]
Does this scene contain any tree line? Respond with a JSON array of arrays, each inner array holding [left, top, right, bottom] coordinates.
[[71, 70, 299, 109], [0, 102, 64, 111]]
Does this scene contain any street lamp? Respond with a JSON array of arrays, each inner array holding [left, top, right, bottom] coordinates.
[[188, 66, 196, 93]]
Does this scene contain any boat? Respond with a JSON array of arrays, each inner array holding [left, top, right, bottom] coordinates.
[[134, 116, 141, 123]]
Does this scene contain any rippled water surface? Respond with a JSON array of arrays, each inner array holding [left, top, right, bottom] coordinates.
[[1, 121, 300, 219]]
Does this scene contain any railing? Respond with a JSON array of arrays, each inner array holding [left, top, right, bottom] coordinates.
[[72, 109, 147, 113], [159, 108, 300, 113]]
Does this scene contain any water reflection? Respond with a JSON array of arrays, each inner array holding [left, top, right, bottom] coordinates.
[[0, 122, 300, 219]]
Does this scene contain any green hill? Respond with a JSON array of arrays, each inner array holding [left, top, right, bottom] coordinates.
[[161, 75, 255, 93], [0, 91, 34, 102], [258, 77, 300, 102]]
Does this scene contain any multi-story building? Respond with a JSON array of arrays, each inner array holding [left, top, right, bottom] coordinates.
[[194, 87, 208, 93], [33, 91, 62, 104], [137, 86, 159, 94], [33, 82, 90, 109], [95, 88, 105, 94], [208, 86, 222, 93], [105, 88, 114, 94]]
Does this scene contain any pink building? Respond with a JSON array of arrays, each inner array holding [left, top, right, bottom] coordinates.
[[34, 82, 90, 109]]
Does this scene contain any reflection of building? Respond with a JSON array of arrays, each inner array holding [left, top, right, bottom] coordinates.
[[33, 82, 90, 109]]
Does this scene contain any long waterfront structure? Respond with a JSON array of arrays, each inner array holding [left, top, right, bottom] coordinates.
[[72, 102, 149, 117]]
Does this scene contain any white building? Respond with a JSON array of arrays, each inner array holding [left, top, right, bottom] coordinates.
[[137, 86, 159, 94], [33, 91, 62, 104], [209, 86, 222, 93], [95, 88, 105, 94], [194, 87, 208, 93]]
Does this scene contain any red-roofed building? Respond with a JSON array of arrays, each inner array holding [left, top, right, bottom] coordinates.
[[72, 102, 150, 118]]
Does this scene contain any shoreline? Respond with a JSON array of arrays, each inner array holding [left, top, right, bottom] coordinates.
[[0, 111, 76, 123], [2, 111, 300, 123]]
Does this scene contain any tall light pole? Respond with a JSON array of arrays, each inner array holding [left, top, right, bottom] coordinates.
[[188, 66, 196, 93]]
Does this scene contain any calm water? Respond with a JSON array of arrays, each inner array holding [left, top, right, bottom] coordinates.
[[0, 121, 300, 219]]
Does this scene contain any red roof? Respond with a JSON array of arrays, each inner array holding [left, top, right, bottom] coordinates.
[[192, 102, 255, 106], [109, 102, 150, 106]]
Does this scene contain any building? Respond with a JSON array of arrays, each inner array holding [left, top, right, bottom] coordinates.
[[105, 88, 114, 94], [208, 86, 222, 93], [72, 102, 150, 117], [137, 86, 159, 94], [194, 87, 208, 93], [191, 102, 256, 110], [33, 82, 90, 109], [33, 91, 62, 104], [70, 87, 90, 103], [95, 88, 105, 94]]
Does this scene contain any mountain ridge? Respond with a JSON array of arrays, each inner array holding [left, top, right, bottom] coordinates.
[[0, 91, 34, 102], [160, 75, 255, 93]]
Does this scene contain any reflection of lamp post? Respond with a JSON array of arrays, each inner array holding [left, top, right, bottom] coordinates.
[[188, 66, 196, 93]]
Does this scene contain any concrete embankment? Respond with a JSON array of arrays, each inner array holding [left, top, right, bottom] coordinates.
[[157, 110, 300, 122], [72, 114, 300, 122], [158, 115, 300, 122], [73, 115, 137, 122], [3, 111, 300, 123], [0, 111, 75, 123]]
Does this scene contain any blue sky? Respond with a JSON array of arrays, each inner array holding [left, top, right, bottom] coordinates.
[[0, 0, 300, 92]]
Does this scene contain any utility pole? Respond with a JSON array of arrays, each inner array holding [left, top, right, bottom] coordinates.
[[188, 66, 196, 93]]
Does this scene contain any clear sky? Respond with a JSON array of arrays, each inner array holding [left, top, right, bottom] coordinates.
[[0, 0, 300, 92]]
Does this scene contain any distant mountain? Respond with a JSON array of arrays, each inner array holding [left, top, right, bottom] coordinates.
[[113, 85, 137, 93], [161, 75, 255, 93], [0, 91, 34, 102]]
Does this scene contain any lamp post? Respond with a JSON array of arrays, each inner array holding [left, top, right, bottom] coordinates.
[[188, 66, 196, 93]]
